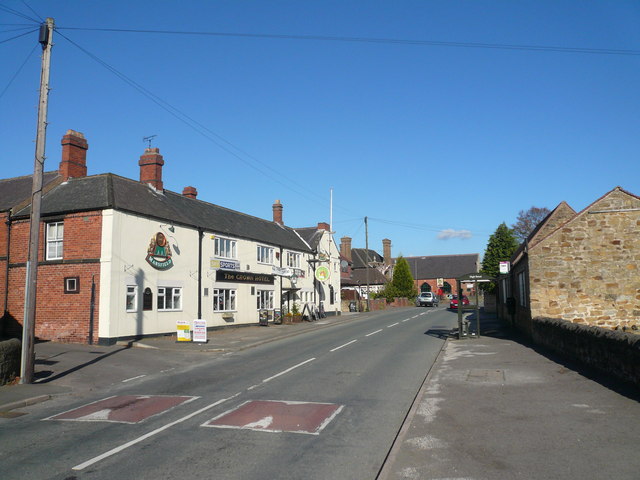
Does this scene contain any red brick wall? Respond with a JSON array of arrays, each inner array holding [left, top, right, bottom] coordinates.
[[0, 212, 9, 321], [4, 211, 102, 343]]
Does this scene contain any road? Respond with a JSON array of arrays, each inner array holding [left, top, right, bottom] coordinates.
[[0, 307, 457, 479]]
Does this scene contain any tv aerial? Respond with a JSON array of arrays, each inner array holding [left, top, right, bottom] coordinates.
[[143, 135, 157, 148]]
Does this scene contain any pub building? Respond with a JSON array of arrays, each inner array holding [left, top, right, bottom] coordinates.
[[0, 130, 341, 345]]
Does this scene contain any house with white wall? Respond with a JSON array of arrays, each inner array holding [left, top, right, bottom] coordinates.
[[1, 130, 340, 344]]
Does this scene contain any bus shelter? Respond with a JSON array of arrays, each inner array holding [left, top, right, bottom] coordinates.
[[456, 272, 495, 339]]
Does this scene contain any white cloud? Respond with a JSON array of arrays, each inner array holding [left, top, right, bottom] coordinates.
[[437, 229, 472, 240]]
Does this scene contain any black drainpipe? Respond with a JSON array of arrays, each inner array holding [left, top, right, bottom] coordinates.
[[88, 274, 95, 344]]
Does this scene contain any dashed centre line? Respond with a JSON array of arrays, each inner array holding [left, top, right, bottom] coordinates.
[[366, 329, 383, 337], [261, 358, 316, 384], [330, 340, 358, 352], [387, 322, 399, 328]]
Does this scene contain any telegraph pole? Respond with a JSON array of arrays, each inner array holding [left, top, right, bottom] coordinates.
[[20, 17, 54, 384], [365, 216, 370, 312]]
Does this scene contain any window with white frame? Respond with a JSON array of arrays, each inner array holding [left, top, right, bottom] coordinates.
[[46, 221, 64, 260], [517, 272, 527, 306], [286, 251, 301, 268], [257, 245, 274, 264], [157, 286, 182, 311], [213, 288, 236, 311], [126, 285, 138, 312], [214, 237, 237, 259], [257, 290, 274, 309]]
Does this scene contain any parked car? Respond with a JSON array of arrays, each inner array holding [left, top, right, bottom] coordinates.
[[449, 295, 469, 309], [416, 292, 439, 307]]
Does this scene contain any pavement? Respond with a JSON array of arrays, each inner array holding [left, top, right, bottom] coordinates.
[[2, 310, 639, 479]]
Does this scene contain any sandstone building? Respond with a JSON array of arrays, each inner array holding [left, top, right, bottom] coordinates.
[[498, 187, 640, 335]]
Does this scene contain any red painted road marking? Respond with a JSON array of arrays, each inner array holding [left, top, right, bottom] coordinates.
[[45, 395, 199, 424], [203, 399, 344, 435]]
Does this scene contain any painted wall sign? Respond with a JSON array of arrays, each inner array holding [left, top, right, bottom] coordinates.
[[210, 259, 240, 270], [315, 266, 330, 282], [146, 232, 173, 270], [216, 270, 274, 284]]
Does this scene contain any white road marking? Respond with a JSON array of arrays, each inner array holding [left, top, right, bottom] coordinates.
[[366, 329, 383, 337], [387, 322, 399, 328], [330, 340, 357, 352], [261, 358, 315, 384], [122, 375, 146, 383], [72, 393, 241, 471]]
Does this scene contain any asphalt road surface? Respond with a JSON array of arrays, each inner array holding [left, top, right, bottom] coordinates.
[[0, 307, 456, 479]]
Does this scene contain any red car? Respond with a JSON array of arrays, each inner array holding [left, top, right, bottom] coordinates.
[[449, 295, 469, 309]]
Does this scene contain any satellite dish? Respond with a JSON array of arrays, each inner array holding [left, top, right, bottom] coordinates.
[[340, 260, 348, 268]]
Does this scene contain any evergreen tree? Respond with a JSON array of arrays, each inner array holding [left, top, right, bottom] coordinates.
[[481, 223, 519, 293], [380, 256, 417, 301]]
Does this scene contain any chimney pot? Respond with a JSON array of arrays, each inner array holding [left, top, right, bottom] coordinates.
[[340, 236, 352, 262], [139, 147, 165, 191], [59, 129, 88, 181], [382, 238, 392, 265], [182, 186, 198, 199], [272, 199, 283, 225]]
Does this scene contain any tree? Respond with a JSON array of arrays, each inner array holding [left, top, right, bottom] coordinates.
[[379, 256, 418, 302], [511, 206, 551, 243], [480, 223, 519, 293]]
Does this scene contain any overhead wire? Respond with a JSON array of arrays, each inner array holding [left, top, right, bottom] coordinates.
[[55, 30, 343, 211], [20, 0, 44, 23], [0, 28, 38, 45], [0, 4, 40, 23], [0, 41, 38, 101], [55, 26, 640, 57]]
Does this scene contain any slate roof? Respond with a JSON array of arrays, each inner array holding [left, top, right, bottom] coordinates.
[[0, 171, 60, 212], [342, 267, 388, 286], [294, 227, 324, 250], [12, 173, 313, 253], [403, 254, 480, 279], [351, 248, 384, 269]]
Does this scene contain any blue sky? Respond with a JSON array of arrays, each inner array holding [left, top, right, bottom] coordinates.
[[2, 1, 639, 259]]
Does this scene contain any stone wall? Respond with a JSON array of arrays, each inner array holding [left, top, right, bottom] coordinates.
[[0, 338, 20, 386], [528, 188, 640, 331], [532, 317, 640, 387]]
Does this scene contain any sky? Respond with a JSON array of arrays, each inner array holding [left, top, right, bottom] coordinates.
[[2, 1, 639, 260]]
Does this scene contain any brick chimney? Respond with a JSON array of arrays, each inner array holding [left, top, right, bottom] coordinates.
[[182, 186, 198, 199], [272, 199, 283, 225], [317, 222, 330, 231], [383, 238, 392, 266], [59, 130, 88, 181], [340, 236, 352, 262], [139, 147, 164, 191]]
